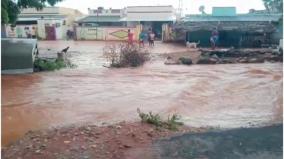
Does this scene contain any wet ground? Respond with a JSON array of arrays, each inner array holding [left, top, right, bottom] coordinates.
[[154, 124, 283, 159], [2, 41, 283, 146]]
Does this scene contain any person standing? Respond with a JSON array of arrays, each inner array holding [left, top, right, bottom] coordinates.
[[147, 28, 152, 46], [127, 29, 134, 45], [139, 31, 145, 47], [25, 27, 31, 38], [210, 27, 219, 50], [31, 27, 36, 39], [149, 31, 155, 47]]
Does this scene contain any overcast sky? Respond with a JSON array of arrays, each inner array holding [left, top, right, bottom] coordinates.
[[56, 0, 266, 14]]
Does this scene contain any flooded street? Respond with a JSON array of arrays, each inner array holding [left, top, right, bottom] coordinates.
[[2, 41, 283, 146]]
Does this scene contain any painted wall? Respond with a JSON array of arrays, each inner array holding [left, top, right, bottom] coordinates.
[[76, 27, 104, 40], [76, 25, 141, 41]]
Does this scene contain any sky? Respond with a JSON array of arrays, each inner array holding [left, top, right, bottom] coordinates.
[[56, 0, 266, 15]]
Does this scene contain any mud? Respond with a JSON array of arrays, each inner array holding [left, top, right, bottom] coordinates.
[[2, 122, 199, 159], [2, 41, 283, 146]]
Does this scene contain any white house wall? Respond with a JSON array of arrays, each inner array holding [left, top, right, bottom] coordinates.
[[37, 19, 67, 40], [125, 6, 175, 21]]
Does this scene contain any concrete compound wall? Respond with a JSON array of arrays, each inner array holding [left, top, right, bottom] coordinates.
[[75, 25, 142, 41]]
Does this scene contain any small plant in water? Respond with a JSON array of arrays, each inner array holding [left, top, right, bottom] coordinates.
[[137, 108, 183, 130], [103, 43, 149, 68]]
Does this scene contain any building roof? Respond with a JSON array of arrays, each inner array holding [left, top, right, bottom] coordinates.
[[120, 16, 176, 21], [183, 13, 282, 22], [76, 15, 121, 23], [18, 15, 66, 20]]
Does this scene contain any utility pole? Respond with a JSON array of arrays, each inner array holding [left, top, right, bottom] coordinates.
[[177, 0, 183, 20], [96, 8, 99, 40]]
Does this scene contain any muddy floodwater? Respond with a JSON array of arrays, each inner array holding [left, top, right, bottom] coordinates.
[[2, 41, 283, 146]]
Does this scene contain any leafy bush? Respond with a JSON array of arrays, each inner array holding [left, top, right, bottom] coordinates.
[[137, 108, 183, 130], [103, 44, 149, 68], [166, 114, 184, 130], [34, 58, 76, 71]]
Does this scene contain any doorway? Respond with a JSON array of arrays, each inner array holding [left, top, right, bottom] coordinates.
[[45, 26, 56, 40]]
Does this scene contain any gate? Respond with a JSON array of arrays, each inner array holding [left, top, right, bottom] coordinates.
[[45, 26, 56, 40]]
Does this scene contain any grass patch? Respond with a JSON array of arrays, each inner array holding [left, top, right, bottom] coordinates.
[[137, 108, 183, 130]]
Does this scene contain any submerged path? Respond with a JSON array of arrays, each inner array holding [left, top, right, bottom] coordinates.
[[2, 41, 283, 145]]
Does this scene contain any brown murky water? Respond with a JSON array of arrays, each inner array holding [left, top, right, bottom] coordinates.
[[2, 41, 283, 146]]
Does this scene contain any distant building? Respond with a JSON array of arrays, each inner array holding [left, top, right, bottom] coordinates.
[[175, 7, 283, 47], [121, 5, 176, 39], [6, 7, 83, 40], [76, 8, 124, 27], [19, 7, 83, 26], [76, 5, 176, 40]]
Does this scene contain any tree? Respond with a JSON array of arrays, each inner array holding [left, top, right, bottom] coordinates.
[[199, 5, 206, 15], [262, 0, 283, 13], [1, 0, 63, 24]]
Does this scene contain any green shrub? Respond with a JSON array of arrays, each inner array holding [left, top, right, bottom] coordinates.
[[34, 58, 75, 71], [137, 108, 183, 130], [166, 114, 184, 130]]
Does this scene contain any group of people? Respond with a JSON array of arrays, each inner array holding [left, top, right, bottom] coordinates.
[[127, 28, 155, 47], [128, 27, 219, 49]]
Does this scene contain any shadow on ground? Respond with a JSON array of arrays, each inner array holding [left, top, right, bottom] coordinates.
[[154, 124, 283, 159]]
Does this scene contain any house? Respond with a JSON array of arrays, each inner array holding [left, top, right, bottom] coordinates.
[[121, 5, 176, 39], [175, 7, 282, 47], [75, 7, 136, 41], [6, 7, 83, 40], [75, 5, 176, 41], [76, 8, 125, 27]]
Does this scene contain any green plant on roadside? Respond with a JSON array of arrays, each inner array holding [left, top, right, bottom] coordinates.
[[137, 108, 183, 130], [34, 58, 75, 71], [166, 114, 184, 130]]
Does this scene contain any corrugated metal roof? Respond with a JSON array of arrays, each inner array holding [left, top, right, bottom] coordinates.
[[183, 14, 282, 22], [76, 16, 121, 22]]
